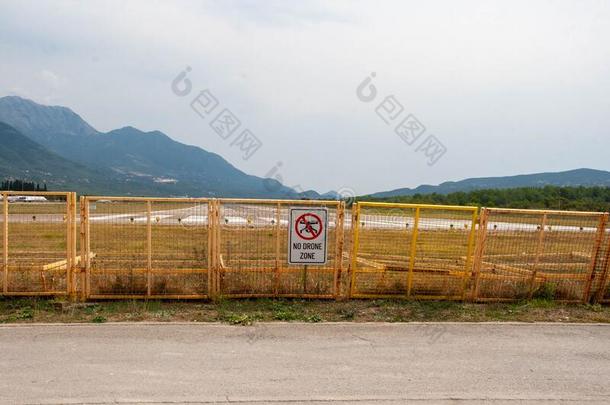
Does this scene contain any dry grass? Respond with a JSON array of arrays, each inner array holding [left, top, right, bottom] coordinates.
[[1, 297, 609, 324]]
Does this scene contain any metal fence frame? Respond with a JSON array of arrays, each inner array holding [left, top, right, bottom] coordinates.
[[1, 192, 610, 303], [348, 201, 479, 300], [1, 191, 76, 297], [215, 198, 345, 299], [470, 207, 608, 303], [81, 196, 214, 300]]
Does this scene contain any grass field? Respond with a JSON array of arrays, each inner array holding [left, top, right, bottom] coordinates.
[[1, 297, 610, 324]]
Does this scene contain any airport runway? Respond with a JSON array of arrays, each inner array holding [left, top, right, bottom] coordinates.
[[6, 201, 602, 232], [0, 322, 609, 404]]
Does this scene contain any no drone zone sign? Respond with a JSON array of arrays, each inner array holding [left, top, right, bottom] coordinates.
[[289, 207, 328, 265]]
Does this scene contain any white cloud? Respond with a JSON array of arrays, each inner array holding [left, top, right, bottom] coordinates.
[[40, 69, 61, 87], [0, 0, 609, 194]]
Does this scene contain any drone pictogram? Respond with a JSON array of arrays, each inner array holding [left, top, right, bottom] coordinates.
[[295, 213, 323, 240]]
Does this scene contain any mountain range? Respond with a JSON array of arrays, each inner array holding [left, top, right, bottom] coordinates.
[[0, 96, 300, 197], [368, 168, 610, 198], [0, 95, 609, 198]]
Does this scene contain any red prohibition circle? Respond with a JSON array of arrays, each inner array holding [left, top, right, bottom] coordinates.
[[295, 213, 323, 240]]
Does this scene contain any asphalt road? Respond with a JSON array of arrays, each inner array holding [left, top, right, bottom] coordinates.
[[0, 323, 609, 404]]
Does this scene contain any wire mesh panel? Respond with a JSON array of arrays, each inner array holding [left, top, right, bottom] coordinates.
[[349, 202, 478, 300], [84, 197, 212, 299], [217, 199, 344, 298], [150, 200, 211, 297], [2, 192, 75, 296], [472, 208, 607, 303]]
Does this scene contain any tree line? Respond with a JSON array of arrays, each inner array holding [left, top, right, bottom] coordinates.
[[1, 179, 48, 192], [361, 185, 610, 212]]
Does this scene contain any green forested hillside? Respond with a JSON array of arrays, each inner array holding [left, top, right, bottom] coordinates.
[[369, 169, 610, 198], [361, 186, 610, 212], [0, 122, 186, 194]]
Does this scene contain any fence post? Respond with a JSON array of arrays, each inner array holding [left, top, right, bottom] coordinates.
[[146, 200, 152, 297], [209, 199, 220, 301], [65, 193, 71, 298], [470, 208, 489, 301], [334, 201, 345, 300], [461, 209, 478, 300], [66, 192, 76, 300], [595, 234, 610, 303], [406, 207, 420, 298], [83, 198, 91, 298], [216, 199, 222, 299], [583, 213, 608, 303], [274, 202, 281, 296], [527, 213, 548, 299], [79, 196, 86, 301], [348, 203, 361, 299], [206, 200, 214, 299], [73, 193, 78, 298], [3, 193, 7, 294], [72, 193, 78, 298]]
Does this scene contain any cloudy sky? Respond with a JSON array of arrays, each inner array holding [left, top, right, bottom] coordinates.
[[1, 0, 609, 195]]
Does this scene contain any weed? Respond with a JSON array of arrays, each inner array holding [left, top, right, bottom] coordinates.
[[305, 314, 322, 323], [153, 310, 174, 319], [144, 300, 162, 312], [273, 308, 300, 321], [17, 307, 34, 320], [583, 303, 603, 312], [337, 307, 356, 320], [84, 305, 101, 315], [533, 283, 557, 300], [527, 298, 557, 309], [0, 297, 608, 324], [91, 315, 107, 323], [224, 313, 255, 325]]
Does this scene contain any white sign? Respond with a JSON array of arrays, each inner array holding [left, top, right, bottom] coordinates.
[[289, 207, 328, 265]]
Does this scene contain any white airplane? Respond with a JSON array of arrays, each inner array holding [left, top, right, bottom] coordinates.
[[5, 195, 49, 203]]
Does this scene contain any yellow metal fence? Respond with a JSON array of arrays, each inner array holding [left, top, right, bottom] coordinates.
[[80, 197, 345, 300], [1, 192, 610, 303], [1, 191, 76, 296], [349, 202, 478, 300], [216, 199, 345, 299], [471, 208, 607, 303], [81, 196, 213, 299]]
